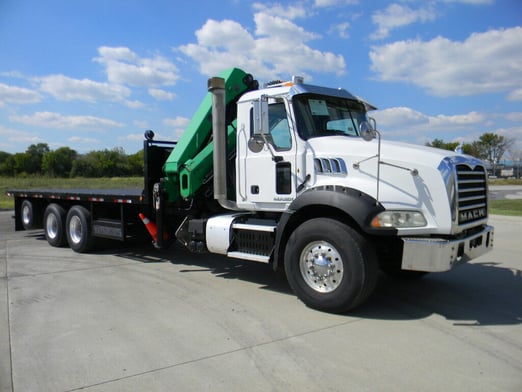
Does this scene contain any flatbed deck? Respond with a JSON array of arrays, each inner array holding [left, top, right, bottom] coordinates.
[[8, 188, 145, 205]]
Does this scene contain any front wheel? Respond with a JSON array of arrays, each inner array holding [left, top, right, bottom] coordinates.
[[284, 218, 378, 313], [66, 205, 95, 253]]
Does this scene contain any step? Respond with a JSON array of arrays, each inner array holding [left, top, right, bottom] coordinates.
[[227, 251, 271, 263], [231, 222, 276, 232]]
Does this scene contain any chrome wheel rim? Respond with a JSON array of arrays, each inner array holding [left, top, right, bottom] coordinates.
[[46, 214, 59, 240], [22, 205, 31, 226], [69, 215, 82, 245], [299, 241, 344, 293]]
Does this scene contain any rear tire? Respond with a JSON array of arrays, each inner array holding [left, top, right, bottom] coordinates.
[[43, 204, 67, 247], [66, 205, 95, 253], [284, 218, 378, 313], [20, 200, 42, 230]]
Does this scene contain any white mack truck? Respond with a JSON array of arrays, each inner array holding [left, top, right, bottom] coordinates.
[[8, 68, 494, 313]]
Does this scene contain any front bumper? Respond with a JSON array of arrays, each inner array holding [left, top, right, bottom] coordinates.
[[401, 225, 494, 272]]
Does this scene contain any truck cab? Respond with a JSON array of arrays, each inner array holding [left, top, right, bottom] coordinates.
[[235, 78, 372, 211]]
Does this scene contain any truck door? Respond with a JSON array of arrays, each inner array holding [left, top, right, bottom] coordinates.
[[236, 98, 299, 210]]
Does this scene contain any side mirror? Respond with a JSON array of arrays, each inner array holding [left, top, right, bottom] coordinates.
[[253, 95, 269, 136], [359, 120, 375, 142]]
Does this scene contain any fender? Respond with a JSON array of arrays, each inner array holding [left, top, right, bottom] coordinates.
[[272, 186, 396, 270]]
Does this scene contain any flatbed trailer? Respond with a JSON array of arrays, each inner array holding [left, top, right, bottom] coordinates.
[[8, 138, 176, 251]]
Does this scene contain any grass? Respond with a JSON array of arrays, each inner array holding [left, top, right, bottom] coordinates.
[[489, 178, 522, 186], [489, 199, 522, 217], [1, 176, 143, 210], [488, 178, 522, 216]]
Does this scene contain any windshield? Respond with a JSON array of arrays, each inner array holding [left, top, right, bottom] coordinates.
[[292, 94, 368, 140]]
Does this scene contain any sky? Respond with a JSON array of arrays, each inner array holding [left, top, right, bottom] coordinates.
[[1, 0, 521, 160]]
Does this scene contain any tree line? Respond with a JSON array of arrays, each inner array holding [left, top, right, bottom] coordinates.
[[0, 132, 517, 178], [0, 143, 144, 177], [425, 132, 518, 175]]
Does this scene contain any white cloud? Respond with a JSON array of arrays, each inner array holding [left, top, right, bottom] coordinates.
[[148, 88, 176, 101], [370, 3, 437, 40], [37, 74, 132, 103], [430, 112, 485, 127], [118, 133, 146, 142], [373, 107, 429, 128], [133, 120, 149, 129], [10, 111, 125, 130], [373, 107, 485, 133], [163, 116, 190, 139], [68, 136, 100, 144], [370, 27, 522, 97], [124, 100, 145, 109], [505, 112, 522, 122], [314, 0, 359, 7], [0, 125, 44, 144], [163, 116, 190, 128], [0, 83, 42, 106], [255, 12, 320, 43], [507, 88, 522, 101], [94, 46, 180, 87], [178, 12, 345, 81], [252, 2, 309, 19], [441, 0, 493, 4], [330, 22, 350, 39], [493, 125, 522, 152]]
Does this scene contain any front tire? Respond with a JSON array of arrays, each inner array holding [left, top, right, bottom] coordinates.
[[43, 204, 67, 247], [66, 205, 95, 253], [284, 218, 378, 313]]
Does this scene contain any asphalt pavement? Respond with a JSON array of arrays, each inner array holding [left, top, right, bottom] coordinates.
[[1, 211, 521, 392]]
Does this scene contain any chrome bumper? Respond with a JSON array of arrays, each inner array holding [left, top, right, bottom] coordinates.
[[401, 225, 494, 272]]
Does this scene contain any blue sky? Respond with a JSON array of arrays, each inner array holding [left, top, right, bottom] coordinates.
[[1, 0, 521, 160]]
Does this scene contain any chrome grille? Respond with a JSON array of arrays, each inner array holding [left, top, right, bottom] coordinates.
[[314, 158, 347, 175], [456, 164, 488, 225]]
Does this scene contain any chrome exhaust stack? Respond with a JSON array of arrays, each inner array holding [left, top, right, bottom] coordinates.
[[208, 76, 238, 210]]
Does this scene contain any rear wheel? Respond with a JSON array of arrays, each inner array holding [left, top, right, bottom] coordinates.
[[284, 218, 378, 313], [43, 204, 67, 247], [20, 200, 42, 230], [66, 205, 95, 253]]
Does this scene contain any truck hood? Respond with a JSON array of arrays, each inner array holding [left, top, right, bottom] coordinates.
[[305, 136, 487, 235], [307, 136, 458, 169]]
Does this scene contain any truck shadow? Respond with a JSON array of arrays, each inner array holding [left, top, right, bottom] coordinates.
[[109, 241, 294, 295], [101, 241, 522, 327], [354, 261, 522, 327]]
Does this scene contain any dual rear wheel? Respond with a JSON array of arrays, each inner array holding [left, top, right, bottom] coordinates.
[[43, 204, 94, 253]]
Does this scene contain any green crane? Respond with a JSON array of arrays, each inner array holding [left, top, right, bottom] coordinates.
[[163, 68, 258, 202]]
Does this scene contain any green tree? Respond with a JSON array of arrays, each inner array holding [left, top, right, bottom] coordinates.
[[128, 149, 144, 175], [450, 142, 477, 156], [42, 147, 77, 177], [475, 133, 511, 163], [425, 138, 459, 152], [0, 151, 10, 164], [13, 152, 31, 176], [70, 147, 131, 177], [25, 143, 50, 174], [0, 151, 11, 175], [0, 152, 14, 176]]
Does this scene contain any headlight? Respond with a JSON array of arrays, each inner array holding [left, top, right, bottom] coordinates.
[[371, 210, 427, 228]]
